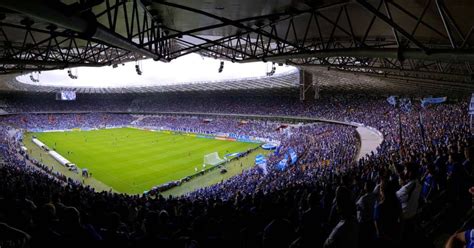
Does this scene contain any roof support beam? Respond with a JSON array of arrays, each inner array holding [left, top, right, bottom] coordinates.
[[355, 0, 429, 52], [0, 0, 159, 59], [140, 12, 295, 47], [240, 48, 474, 63], [151, 0, 311, 53], [0, 59, 104, 67]]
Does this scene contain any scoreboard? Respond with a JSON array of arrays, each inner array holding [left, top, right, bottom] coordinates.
[[56, 90, 76, 101]]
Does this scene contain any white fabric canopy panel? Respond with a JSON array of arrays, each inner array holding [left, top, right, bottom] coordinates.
[[16, 53, 296, 89]]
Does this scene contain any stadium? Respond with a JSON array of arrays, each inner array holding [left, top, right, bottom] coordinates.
[[0, 1, 472, 248]]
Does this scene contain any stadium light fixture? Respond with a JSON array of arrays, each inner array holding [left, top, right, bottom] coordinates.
[[218, 61, 224, 73], [266, 62, 276, 76], [29, 72, 39, 82], [135, 61, 142, 75], [67, 69, 78, 79], [15, 54, 298, 88]]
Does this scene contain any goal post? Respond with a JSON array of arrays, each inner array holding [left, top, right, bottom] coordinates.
[[203, 152, 226, 166]]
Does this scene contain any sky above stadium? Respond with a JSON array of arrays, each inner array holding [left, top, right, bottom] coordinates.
[[17, 53, 296, 88]]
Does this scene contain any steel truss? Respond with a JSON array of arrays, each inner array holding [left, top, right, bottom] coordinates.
[[0, 0, 177, 74], [0, 0, 472, 85], [0, 22, 139, 74], [291, 56, 473, 84], [150, 0, 473, 84]]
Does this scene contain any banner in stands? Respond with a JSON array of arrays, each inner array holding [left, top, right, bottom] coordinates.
[[386, 96, 397, 106], [289, 147, 298, 165], [400, 98, 412, 113], [277, 156, 288, 171], [255, 154, 268, 175], [421, 96, 447, 108], [274, 146, 281, 156], [261, 143, 277, 150]]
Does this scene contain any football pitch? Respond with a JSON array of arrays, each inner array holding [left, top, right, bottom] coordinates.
[[27, 128, 259, 194]]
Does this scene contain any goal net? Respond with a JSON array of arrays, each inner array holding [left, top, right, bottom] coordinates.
[[203, 152, 226, 166]]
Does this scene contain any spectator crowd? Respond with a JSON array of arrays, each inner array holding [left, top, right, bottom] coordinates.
[[0, 93, 472, 248]]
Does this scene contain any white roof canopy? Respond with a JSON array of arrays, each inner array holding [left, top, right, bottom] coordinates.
[[17, 53, 296, 89]]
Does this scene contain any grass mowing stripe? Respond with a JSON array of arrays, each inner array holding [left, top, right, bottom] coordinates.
[[31, 128, 259, 194]]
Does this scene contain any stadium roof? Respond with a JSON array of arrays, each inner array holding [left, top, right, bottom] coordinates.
[[0, 0, 472, 92], [14, 53, 296, 88], [4, 66, 300, 94]]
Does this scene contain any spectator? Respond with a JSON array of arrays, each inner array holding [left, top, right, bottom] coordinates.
[[356, 180, 376, 247], [58, 207, 102, 248], [0, 94, 470, 248], [323, 186, 359, 248], [374, 182, 402, 247], [262, 218, 294, 248], [421, 164, 438, 203], [396, 163, 422, 220], [445, 229, 474, 248], [0, 222, 31, 248]]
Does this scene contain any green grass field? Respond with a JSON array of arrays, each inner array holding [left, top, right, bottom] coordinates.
[[27, 128, 259, 194]]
